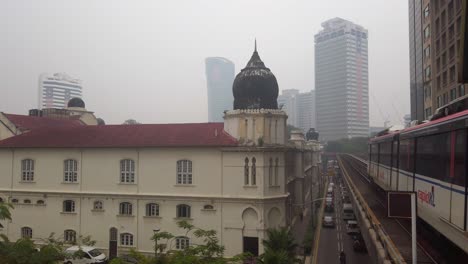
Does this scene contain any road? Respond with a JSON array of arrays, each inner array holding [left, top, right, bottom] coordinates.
[[316, 176, 371, 264]]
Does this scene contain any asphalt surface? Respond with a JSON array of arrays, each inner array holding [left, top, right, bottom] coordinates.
[[317, 176, 371, 264]]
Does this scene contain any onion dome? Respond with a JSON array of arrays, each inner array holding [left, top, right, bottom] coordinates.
[[233, 41, 279, 109], [67, 97, 85, 108]]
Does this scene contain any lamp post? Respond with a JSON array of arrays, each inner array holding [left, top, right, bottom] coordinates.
[[153, 227, 160, 259]]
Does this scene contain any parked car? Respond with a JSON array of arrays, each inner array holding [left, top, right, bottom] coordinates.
[[322, 215, 335, 228], [64, 246, 107, 264]]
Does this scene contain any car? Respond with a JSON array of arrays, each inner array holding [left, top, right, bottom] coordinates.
[[351, 233, 367, 253], [63, 246, 107, 264], [346, 220, 360, 235], [322, 216, 335, 228]]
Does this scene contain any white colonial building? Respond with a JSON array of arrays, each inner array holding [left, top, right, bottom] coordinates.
[[0, 47, 321, 258]]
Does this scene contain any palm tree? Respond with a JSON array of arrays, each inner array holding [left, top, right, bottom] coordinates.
[[0, 201, 13, 221], [261, 227, 300, 264]]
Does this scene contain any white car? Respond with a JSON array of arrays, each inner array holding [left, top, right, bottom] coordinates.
[[64, 246, 107, 264], [322, 216, 335, 228]]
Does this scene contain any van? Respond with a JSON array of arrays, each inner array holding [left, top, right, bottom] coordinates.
[[64, 246, 107, 264], [342, 203, 355, 220]]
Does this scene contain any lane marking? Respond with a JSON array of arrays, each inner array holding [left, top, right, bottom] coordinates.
[[312, 179, 328, 264]]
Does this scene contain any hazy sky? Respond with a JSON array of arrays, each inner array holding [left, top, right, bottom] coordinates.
[[1, 0, 410, 126]]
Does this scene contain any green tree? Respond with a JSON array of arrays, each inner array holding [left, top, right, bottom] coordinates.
[[260, 227, 301, 264]]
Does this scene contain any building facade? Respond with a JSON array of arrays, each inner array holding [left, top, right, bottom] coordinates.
[[410, 0, 466, 121], [315, 18, 369, 141], [205, 57, 235, 122], [277, 89, 316, 133], [0, 47, 322, 258], [38, 73, 83, 109]]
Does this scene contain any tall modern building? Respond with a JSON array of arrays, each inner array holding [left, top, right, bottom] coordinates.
[[278, 89, 299, 126], [205, 57, 235, 122], [297, 90, 316, 133], [277, 89, 316, 132], [38, 73, 82, 109], [409, 0, 466, 121], [315, 18, 369, 141], [409, 0, 426, 121]]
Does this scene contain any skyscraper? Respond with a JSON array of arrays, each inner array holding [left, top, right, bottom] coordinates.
[[38, 73, 82, 109], [278, 89, 316, 132], [296, 90, 316, 133], [205, 57, 235, 122], [278, 89, 299, 126], [409, 0, 425, 122], [409, 0, 466, 121], [315, 18, 369, 141]]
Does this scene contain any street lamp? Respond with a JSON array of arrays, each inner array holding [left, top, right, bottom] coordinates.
[[153, 228, 160, 258]]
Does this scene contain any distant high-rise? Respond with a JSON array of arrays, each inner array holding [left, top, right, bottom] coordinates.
[[278, 89, 299, 127], [315, 18, 369, 141], [409, 0, 466, 121], [38, 73, 82, 109], [297, 90, 316, 133], [205, 57, 235, 122], [277, 89, 316, 132]]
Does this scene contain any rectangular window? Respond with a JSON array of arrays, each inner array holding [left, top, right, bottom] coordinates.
[[21, 159, 34, 182], [424, 46, 431, 62], [459, 85, 465, 96], [399, 139, 414, 173], [379, 142, 392, 167], [424, 26, 431, 40], [454, 130, 466, 186], [415, 133, 450, 181], [177, 160, 193, 185], [437, 96, 441, 108], [443, 93, 449, 104], [424, 5, 430, 18], [450, 88, 457, 101], [425, 66, 431, 80]]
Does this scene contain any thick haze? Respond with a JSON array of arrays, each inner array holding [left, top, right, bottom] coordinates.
[[1, 0, 409, 126]]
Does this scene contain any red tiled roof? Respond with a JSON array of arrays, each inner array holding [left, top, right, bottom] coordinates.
[[0, 123, 238, 148], [3, 113, 84, 132]]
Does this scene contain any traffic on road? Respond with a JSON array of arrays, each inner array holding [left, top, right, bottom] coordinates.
[[317, 161, 370, 264]]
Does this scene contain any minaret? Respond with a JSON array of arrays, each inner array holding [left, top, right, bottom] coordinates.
[[224, 42, 287, 145]]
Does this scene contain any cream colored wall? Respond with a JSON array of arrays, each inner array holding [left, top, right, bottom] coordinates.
[[0, 147, 291, 257], [224, 110, 287, 145]]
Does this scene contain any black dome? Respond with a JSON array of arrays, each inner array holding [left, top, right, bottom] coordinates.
[[232, 44, 278, 110], [67, 98, 85, 108]]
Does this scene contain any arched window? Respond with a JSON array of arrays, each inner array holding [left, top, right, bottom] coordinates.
[[119, 202, 133, 215], [244, 158, 249, 185], [175, 236, 190, 250], [21, 159, 34, 182], [36, 200, 45, 205], [64, 159, 78, 183], [64, 229, 76, 243], [203, 204, 214, 210], [146, 203, 159, 217], [176, 204, 191, 218], [120, 159, 135, 183], [63, 200, 75, 213], [21, 227, 32, 239], [120, 233, 134, 246], [275, 158, 279, 186], [23, 199, 31, 204], [251, 157, 256, 186], [93, 200, 103, 210], [176, 160, 192, 185], [269, 158, 273, 186], [11, 198, 18, 203]]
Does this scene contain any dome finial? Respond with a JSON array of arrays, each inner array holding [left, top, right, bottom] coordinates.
[[254, 38, 257, 52]]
